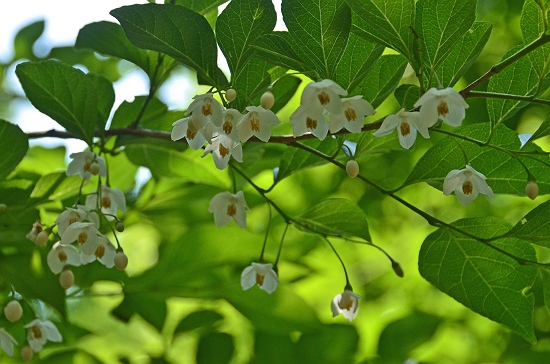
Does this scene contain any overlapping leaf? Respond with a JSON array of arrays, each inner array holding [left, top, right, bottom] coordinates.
[[506, 200, 550, 247], [356, 54, 407, 108], [13, 20, 44, 61], [0, 121, 28, 181], [521, 0, 550, 81], [251, 32, 308, 72], [110, 96, 184, 131]]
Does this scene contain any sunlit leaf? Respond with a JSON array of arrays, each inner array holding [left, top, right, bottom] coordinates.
[[13, 20, 44, 61], [507, 200, 550, 247], [356, 54, 407, 108], [110, 96, 184, 131]]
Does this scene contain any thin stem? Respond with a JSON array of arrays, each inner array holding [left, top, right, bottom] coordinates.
[[259, 205, 272, 261], [129, 54, 165, 129], [324, 237, 351, 288], [466, 91, 550, 106], [273, 223, 289, 268]]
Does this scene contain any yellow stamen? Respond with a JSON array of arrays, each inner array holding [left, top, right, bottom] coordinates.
[[223, 115, 233, 134], [95, 244, 105, 259], [227, 203, 237, 217], [318, 91, 330, 105], [57, 251, 67, 263], [219, 143, 230, 158], [249, 113, 260, 132], [400, 122, 411, 136], [437, 100, 449, 116], [102, 196, 111, 209], [344, 108, 357, 122], [201, 99, 213, 116], [306, 117, 317, 130], [31, 326, 42, 339], [462, 180, 473, 195], [77, 232, 88, 245], [256, 273, 265, 286]]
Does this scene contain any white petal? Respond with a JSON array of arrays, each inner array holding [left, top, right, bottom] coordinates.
[[331, 294, 343, 317], [171, 118, 189, 141], [260, 269, 279, 294], [240, 265, 256, 291], [373, 112, 400, 137], [41, 321, 62, 342], [109, 188, 127, 213], [328, 112, 346, 133], [418, 96, 440, 128], [310, 117, 329, 140], [443, 169, 464, 196], [0, 328, 17, 356], [414, 87, 438, 107], [441, 101, 466, 126], [397, 121, 418, 149]]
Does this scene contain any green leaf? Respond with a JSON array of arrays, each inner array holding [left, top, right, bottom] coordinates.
[[231, 58, 276, 112], [174, 0, 228, 15], [196, 333, 234, 364], [521, 0, 550, 81], [47, 46, 122, 82], [415, 0, 476, 72], [110, 96, 185, 131], [403, 123, 550, 196], [419, 217, 537, 343], [541, 268, 550, 317], [269, 75, 302, 114], [252, 32, 308, 72], [438, 21, 492, 87], [295, 198, 372, 241], [15, 60, 115, 145], [281, 0, 351, 79], [13, 20, 44, 61], [507, 200, 550, 247], [347, 0, 417, 66], [174, 310, 223, 334], [0, 120, 28, 182], [216, 0, 276, 79], [113, 292, 167, 331], [394, 84, 420, 110], [110, 4, 226, 87], [0, 181, 39, 248], [528, 114, 550, 142], [296, 325, 359, 363], [487, 46, 540, 128], [334, 33, 385, 92], [356, 54, 407, 108]]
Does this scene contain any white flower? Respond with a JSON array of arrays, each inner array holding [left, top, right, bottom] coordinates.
[[24, 319, 62, 352], [47, 242, 81, 274], [186, 92, 224, 127], [329, 95, 375, 133], [331, 290, 362, 321], [0, 328, 17, 356], [300, 79, 348, 114], [85, 185, 126, 219], [26, 221, 43, 243], [238, 106, 281, 142], [66, 151, 106, 180], [241, 262, 279, 294], [373, 109, 429, 149], [60, 222, 100, 255], [414, 87, 469, 127], [171, 116, 208, 150], [208, 191, 248, 229], [443, 164, 494, 206], [290, 105, 329, 140], [81, 235, 116, 268], [221, 108, 243, 142], [203, 134, 243, 170], [55, 206, 99, 236]]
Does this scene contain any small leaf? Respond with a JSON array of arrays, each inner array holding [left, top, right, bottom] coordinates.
[[174, 310, 224, 334], [356, 54, 407, 108], [394, 84, 420, 110], [13, 20, 45, 61], [0, 120, 28, 182], [15, 60, 115, 145], [269, 75, 302, 114], [231, 58, 276, 112], [507, 200, 550, 247], [528, 114, 550, 142], [110, 96, 185, 131], [295, 198, 371, 242], [419, 217, 537, 343]]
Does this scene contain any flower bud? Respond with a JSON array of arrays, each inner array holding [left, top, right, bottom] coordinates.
[[21, 345, 33, 362], [392, 261, 404, 278], [346, 160, 359, 178], [115, 252, 129, 270], [90, 162, 101, 176], [116, 221, 125, 232], [35, 231, 49, 246], [4, 300, 23, 323], [0, 203, 7, 213], [260, 91, 275, 110], [60, 269, 75, 289], [225, 88, 237, 102], [526, 180, 539, 200]]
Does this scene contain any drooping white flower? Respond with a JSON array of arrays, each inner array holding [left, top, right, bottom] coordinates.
[[81, 235, 116, 268], [203, 134, 243, 170], [331, 290, 362, 321], [24, 319, 62, 352], [47, 242, 81, 274], [329, 95, 375, 133], [66, 151, 106, 180], [185, 92, 224, 127], [300, 79, 348, 115], [55, 206, 99, 237], [290, 105, 329, 140], [241, 262, 279, 294], [0, 328, 17, 356], [85, 185, 126, 219], [443, 164, 494, 206], [60, 222, 100, 255], [208, 191, 248, 229], [373, 109, 429, 149], [220, 108, 243, 142], [414, 87, 469, 127], [26, 221, 43, 243], [171, 116, 208, 150], [238, 106, 281, 142]]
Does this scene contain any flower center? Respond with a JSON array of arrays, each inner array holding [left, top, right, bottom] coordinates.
[[318, 91, 330, 105], [306, 117, 317, 130], [102, 196, 111, 209], [227, 203, 237, 217], [95, 244, 105, 259], [462, 180, 473, 195], [84, 161, 91, 172], [223, 115, 233, 134], [256, 273, 265, 286], [78, 232, 88, 245], [400, 121, 411, 136], [249, 113, 260, 132], [201, 99, 213, 116], [57, 250, 68, 263], [30, 326, 42, 339], [344, 107, 357, 122], [219, 143, 230, 158], [437, 100, 449, 116], [69, 212, 80, 225]]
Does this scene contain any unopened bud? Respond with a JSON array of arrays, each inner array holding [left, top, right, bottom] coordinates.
[[526, 180, 539, 200], [260, 91, 275, 110], [346, 160, 359, 178], [21, 345, 33, 362], [35, 231, 49, 246], [0, 203, 6, 213], [90, 162, 101, 176], [115, 252, 128, 270], [226, 88, 237, 102], [60, 269, 75, 289], [4, 300, 23, 323], [392, 261, 404, 277], [116, 221, 125, 232]]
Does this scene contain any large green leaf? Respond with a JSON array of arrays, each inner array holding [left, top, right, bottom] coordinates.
[[438, 21, 492, 87], [296, 325, 359, 363], [521, 0, 550, 81], [0, 120, 28, 182], [216, 0, 276, 80], [347, 0, 417, 67], [295, 198, 372, 242], [13, 20, 44, 61], [419, 217, 537, 343], [394, 84, 420, 110], [174, 0, 228, 15], [110, 96, 184, 131], [113, 292, 167, 331], [15, 60, 114, 145], [251, 32, 308, 72], [110, 4, 226, 87], [506, 200, 550, 247], [231, 58, 278, 112], [281, 0, 351, 79]]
